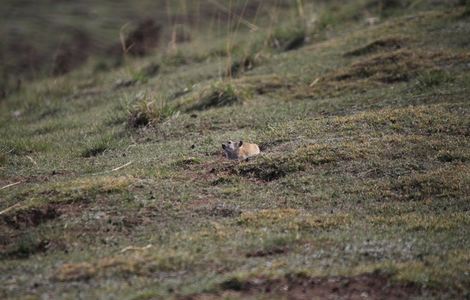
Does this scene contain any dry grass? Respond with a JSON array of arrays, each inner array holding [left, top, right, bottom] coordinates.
[[239, 209, 351, 230], [1, 2, 469, 299], [302, 49, 470, 97]]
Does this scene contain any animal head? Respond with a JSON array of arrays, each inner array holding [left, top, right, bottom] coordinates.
[[222, 140, 243, 156]]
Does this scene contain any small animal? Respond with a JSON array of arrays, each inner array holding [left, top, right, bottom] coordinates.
[[222, 140, 260, 160]]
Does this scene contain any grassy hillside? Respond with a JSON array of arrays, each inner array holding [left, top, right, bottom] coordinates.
[[1, 1, 469, 299]]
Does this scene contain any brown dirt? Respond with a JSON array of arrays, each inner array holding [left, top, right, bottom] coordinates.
[[231, 156, 304, 182], [184, 272, 427, 300], [0, 201, 74, 231], [0, 203, 69, 258], [1, 205, 60, 230]]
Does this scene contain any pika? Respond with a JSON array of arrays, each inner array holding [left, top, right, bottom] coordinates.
[[222, 140, 260, 160]]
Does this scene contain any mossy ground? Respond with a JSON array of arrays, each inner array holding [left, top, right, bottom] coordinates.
[[1, 1, 469, 299]]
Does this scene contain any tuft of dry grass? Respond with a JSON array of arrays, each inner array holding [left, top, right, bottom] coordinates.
[[181, 81, 250, 112], [128, 97, 177, 128], [54, 243, 205, 281], [53, 262, 97, 281]]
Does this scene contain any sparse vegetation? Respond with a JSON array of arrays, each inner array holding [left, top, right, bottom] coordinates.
[[1, 1, 469, 299], [268, 23, 308, 52], [415, 69, 454, 90], [128, 96, 177, 127], [183, 81, 249, 112]]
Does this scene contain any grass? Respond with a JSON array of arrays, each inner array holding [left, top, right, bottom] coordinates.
[[268, 23, 308, 52], [182, 81, 249, 112], [128, 96, 177, 128], [415, 69, 455, 90], [0, 1, 469, 299]]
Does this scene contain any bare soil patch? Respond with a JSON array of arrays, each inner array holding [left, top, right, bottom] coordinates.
[[1, 205, 60, 230]]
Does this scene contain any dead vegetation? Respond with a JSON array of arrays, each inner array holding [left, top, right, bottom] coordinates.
[[128, 98, 176, 128], [53, 246, 198, 282], [335, 50, 433, 83], [303, 48, 470, 97], [181, 81, 249, 112], [1, 1, 469, 299], [387, 165, 470, 202]]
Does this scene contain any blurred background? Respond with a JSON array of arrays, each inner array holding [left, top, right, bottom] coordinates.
[[0, 0, 272, 96], [1, 0, 465, 98]]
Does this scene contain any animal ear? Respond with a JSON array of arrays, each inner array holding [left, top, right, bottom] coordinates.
[[239, 140, 243, 147], [222, 144, 226, 150]]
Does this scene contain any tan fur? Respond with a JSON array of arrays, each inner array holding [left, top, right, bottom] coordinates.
[[222, 140, 260, 160], [237, 142, 260, 160]]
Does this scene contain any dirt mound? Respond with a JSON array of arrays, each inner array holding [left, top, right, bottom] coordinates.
[[234, 159, 302, 181], [334, 49, 426, 83], [0, 204, 62, 258], [1, 205, 59, 229]]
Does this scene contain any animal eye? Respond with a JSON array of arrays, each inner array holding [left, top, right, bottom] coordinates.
[[228, 141, 231, 144]]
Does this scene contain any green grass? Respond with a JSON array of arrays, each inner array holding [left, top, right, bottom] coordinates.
[[128, 96, 177, 128], [182, 81, 249, 112], [1, 1, 469, 299]]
